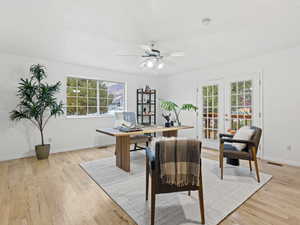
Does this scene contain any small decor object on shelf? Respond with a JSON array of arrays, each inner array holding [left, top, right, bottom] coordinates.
[[10, 64, 64, 160], [145, 85, 150, 92], [160, 100, 198, 126], [162, 113, 171, 127], [136, 88, 156, 125]]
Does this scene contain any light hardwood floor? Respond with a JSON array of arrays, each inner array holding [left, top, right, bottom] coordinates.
[[0, 146, 300, 225]]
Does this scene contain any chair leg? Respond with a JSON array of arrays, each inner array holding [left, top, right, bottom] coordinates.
[[198, 166, 205, 224], [134, 143, 137, 151], [146, 141, 149, 147], [146, 159, 149, 201], [252, 147, 260, 183], [249, 159, 252, 172], [151, 178, 156, 225], [188, 191, 191, 196], [220, 143, 224, 180]]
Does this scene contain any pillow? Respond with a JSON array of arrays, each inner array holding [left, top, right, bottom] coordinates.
[[232, 126, 255, 151]]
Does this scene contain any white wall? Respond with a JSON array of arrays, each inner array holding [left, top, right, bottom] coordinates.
[[160, 46, 300, 167], [0, 53, 161, 161]]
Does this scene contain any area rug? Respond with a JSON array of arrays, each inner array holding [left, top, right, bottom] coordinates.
[[80, 152, 272, 225]]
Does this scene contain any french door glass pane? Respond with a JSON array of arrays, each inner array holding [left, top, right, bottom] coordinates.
[[202, 85, 218, 140], [230, 80, 252, 131]]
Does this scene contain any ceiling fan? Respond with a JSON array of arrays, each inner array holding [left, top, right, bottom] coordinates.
[[116, 42, 185, 69]]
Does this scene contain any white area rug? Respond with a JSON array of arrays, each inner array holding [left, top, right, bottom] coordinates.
[[80, 152, 271, 225]]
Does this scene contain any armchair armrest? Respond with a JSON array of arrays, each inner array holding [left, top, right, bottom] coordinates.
[[220, 138, 255, 145], [219, 133, 234, 138]]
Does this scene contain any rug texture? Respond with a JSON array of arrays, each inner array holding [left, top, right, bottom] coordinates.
[[80, 152, 271, 225]]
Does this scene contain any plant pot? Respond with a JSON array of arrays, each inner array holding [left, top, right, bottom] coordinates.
[[165, 122, 171, 127], [35, 144, 50, 160]]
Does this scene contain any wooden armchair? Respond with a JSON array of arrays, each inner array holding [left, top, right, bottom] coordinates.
[[145, 140, 205, 225], [219, 126, 262, 182]]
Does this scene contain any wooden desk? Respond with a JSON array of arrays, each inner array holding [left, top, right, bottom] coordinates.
[[96, 125, 193, 172]]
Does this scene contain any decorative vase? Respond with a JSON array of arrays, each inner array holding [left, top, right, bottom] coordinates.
[[165, 122, 171, 127], [35, 144, 50, 160]]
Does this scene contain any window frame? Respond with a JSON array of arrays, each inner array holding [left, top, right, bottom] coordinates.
[[65, 76, 127, 118]]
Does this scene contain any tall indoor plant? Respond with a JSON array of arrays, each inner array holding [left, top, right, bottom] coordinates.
[[160, 100, 198, 126], [10, 64, 64, 159]]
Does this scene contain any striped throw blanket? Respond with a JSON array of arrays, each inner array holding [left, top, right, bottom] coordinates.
[[152, 137, 202, 187]]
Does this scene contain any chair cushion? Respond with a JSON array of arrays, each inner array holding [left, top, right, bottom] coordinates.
[[232, 126, 255, 151], [145, 147, 156, 170], [223, 144, 251, 160]]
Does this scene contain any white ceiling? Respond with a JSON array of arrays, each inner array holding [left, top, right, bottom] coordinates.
[[1, 0, 300, 75]]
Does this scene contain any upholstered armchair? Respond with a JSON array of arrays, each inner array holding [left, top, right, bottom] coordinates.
[[145, 140, 205, 225], [219, 126, 262, 182]]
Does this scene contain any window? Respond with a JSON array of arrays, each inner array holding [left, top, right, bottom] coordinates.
[[230, 80, 252, 130], [202, 85, 218, 140], [66, 77, 125, 117]]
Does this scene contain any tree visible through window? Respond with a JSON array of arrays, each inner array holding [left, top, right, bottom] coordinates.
[[66, 77, 125, 116]]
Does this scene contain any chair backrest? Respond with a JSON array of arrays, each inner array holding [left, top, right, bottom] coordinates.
[[250, 126, 262, 153], [153, 139, 202, 192]]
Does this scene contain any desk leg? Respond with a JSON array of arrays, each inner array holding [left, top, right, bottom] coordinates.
[[162, 130, 178, 137], [116, 136, 130, 172]]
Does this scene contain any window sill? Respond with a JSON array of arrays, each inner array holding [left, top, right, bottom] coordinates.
[[65, 114, 114, 119]]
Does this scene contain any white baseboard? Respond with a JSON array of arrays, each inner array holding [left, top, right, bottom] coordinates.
[[0, 143, 115, 162], [260, 156, 300, 167]]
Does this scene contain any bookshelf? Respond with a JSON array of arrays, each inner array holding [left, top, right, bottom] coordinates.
[[136, 88, 156, 125]]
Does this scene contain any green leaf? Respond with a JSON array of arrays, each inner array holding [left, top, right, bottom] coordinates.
[[180, 104, 198, 111], [160, 100, 178, 112]]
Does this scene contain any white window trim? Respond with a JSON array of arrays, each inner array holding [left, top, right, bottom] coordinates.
[[65, 76, 127, 119]]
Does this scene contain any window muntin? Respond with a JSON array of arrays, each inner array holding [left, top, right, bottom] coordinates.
[[66, 77, 125, 117]]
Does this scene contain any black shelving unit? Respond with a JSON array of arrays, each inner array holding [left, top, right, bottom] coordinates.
[[136, 89, 156, 125]]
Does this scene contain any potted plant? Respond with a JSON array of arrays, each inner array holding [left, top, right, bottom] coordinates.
[[160, 100, 198, 126], [10, 64, 64, 160]]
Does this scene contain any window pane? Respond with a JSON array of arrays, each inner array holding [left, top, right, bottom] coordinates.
[[78, 79, 87, 88], [231, 95, 237, 106], [203, 87, 207, 96], [67, 77, 77, 87], [67, 107, 76, 116], [238, 81, 244, 94], [78, 107, 87, 115], [213, 85, 218, 95], [78, 88, 87, 97], [67, 87, 77, 97], [88, 98, 97, 106], [245, 80, 252, 92], [238, 95, 244, 106], [78, 98, 87, 107], [88, 80, 97, 89], [88, 107, 97, 114], [213, 96, 218, 107], [99, 89, 108, 98], [100, 98, 107, 106], [67, 97, 76, 106], [208, 86, 212, 96], [99, 106, 108, 114], [231, 83, 237, 95], [245, 94, 252, 106], [88, 89, 97, 98]]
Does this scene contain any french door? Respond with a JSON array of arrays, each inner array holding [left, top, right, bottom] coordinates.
[[198, 73, 262, 150]]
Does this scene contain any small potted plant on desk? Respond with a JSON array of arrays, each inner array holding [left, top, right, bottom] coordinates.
[[160, 100, 198, 126], [10, 64, 64, 160]]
